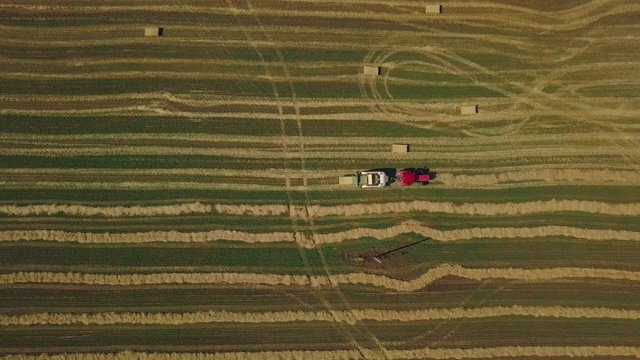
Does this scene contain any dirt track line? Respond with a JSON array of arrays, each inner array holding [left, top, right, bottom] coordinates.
[[3, 305, 638, 326], [1, 264, 639, 291], [2, 346, 639, 360], [3, 222, 639, 245]]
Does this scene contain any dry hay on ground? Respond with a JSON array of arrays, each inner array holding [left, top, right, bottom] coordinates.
[[1, 0, 639, 356], [2, 264, 639, 291], [1, 347, 639, 360], [2, 221, 638, 246], [3, 199, 639, 218], [3, 305, 638, 326]]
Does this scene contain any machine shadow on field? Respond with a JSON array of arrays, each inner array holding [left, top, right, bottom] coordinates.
[[346, 236, 433, 280], [368, 168, 397, 179]]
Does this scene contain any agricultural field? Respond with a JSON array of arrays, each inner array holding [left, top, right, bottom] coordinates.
[[0, 0, 639, 359]]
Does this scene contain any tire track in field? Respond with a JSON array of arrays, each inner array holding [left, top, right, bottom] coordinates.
[[224, 0, 372, 355], [1, 346, 640, 360], [2, 264, 639, 291], [3, 305, 638, 326], [242, 1, 387, 355], [364, 19, 619, 138], [430, 38, 638, 141], [3, 223, 639, 245]]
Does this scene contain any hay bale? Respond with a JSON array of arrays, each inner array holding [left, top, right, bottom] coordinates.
[[363, 65, 381, 76], [145, 27, 164, 37], [339, 176, 355, 185], [461, 105, 478, 115], [425, 5, 443, 14], [392, 144, 409, 153]]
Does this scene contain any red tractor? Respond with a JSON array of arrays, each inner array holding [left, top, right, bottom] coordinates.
[[396, 168, 431, 186]]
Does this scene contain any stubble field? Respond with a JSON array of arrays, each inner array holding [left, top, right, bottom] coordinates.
[[0, 0, 639, 359]]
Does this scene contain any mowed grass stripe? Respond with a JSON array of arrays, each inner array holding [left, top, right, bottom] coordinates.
[[5, 177, 636, 191], [2, 1, 633, 32], [374, 318, 640, 348], [2, 186, 636, 206], [2, 237, 639, 275], [3, 134, 636, 157], [3, 306, 639, 326], [2, 264, 640, 291], [3, 115, 637, 141], [2, 131, 635, 146], [0, 322, 359, 354], [3, 280, 638, 313], [0, 144, 634, 160]]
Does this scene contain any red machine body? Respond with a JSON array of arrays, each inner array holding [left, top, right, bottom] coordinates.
[[396, 169, 431, 186]]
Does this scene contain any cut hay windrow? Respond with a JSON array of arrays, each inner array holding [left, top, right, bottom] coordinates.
[[2, 222, 638, 246], [0, 202, 212, 217], [2, 222, 639, 246], [0, 181, 289, 192], [256, 199, 640, 218], [4, 199, 638, 218], [214, 204, 289, 217], [1, 346, 639, 360], [435, 169, 640, 188], [2, 306, 638, 326], [311, 221, 640, 245], [0, 229, 294, 244], [1, 264, 639, 291]]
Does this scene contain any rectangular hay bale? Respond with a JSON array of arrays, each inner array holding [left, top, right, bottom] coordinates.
[[461, 105, 478, 115], [392, 144, 409, 153], [364, 65, 381, 76], [144, 27, 164, 37], [339, 176, 355, 185], [425, 5, 443, 13]]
